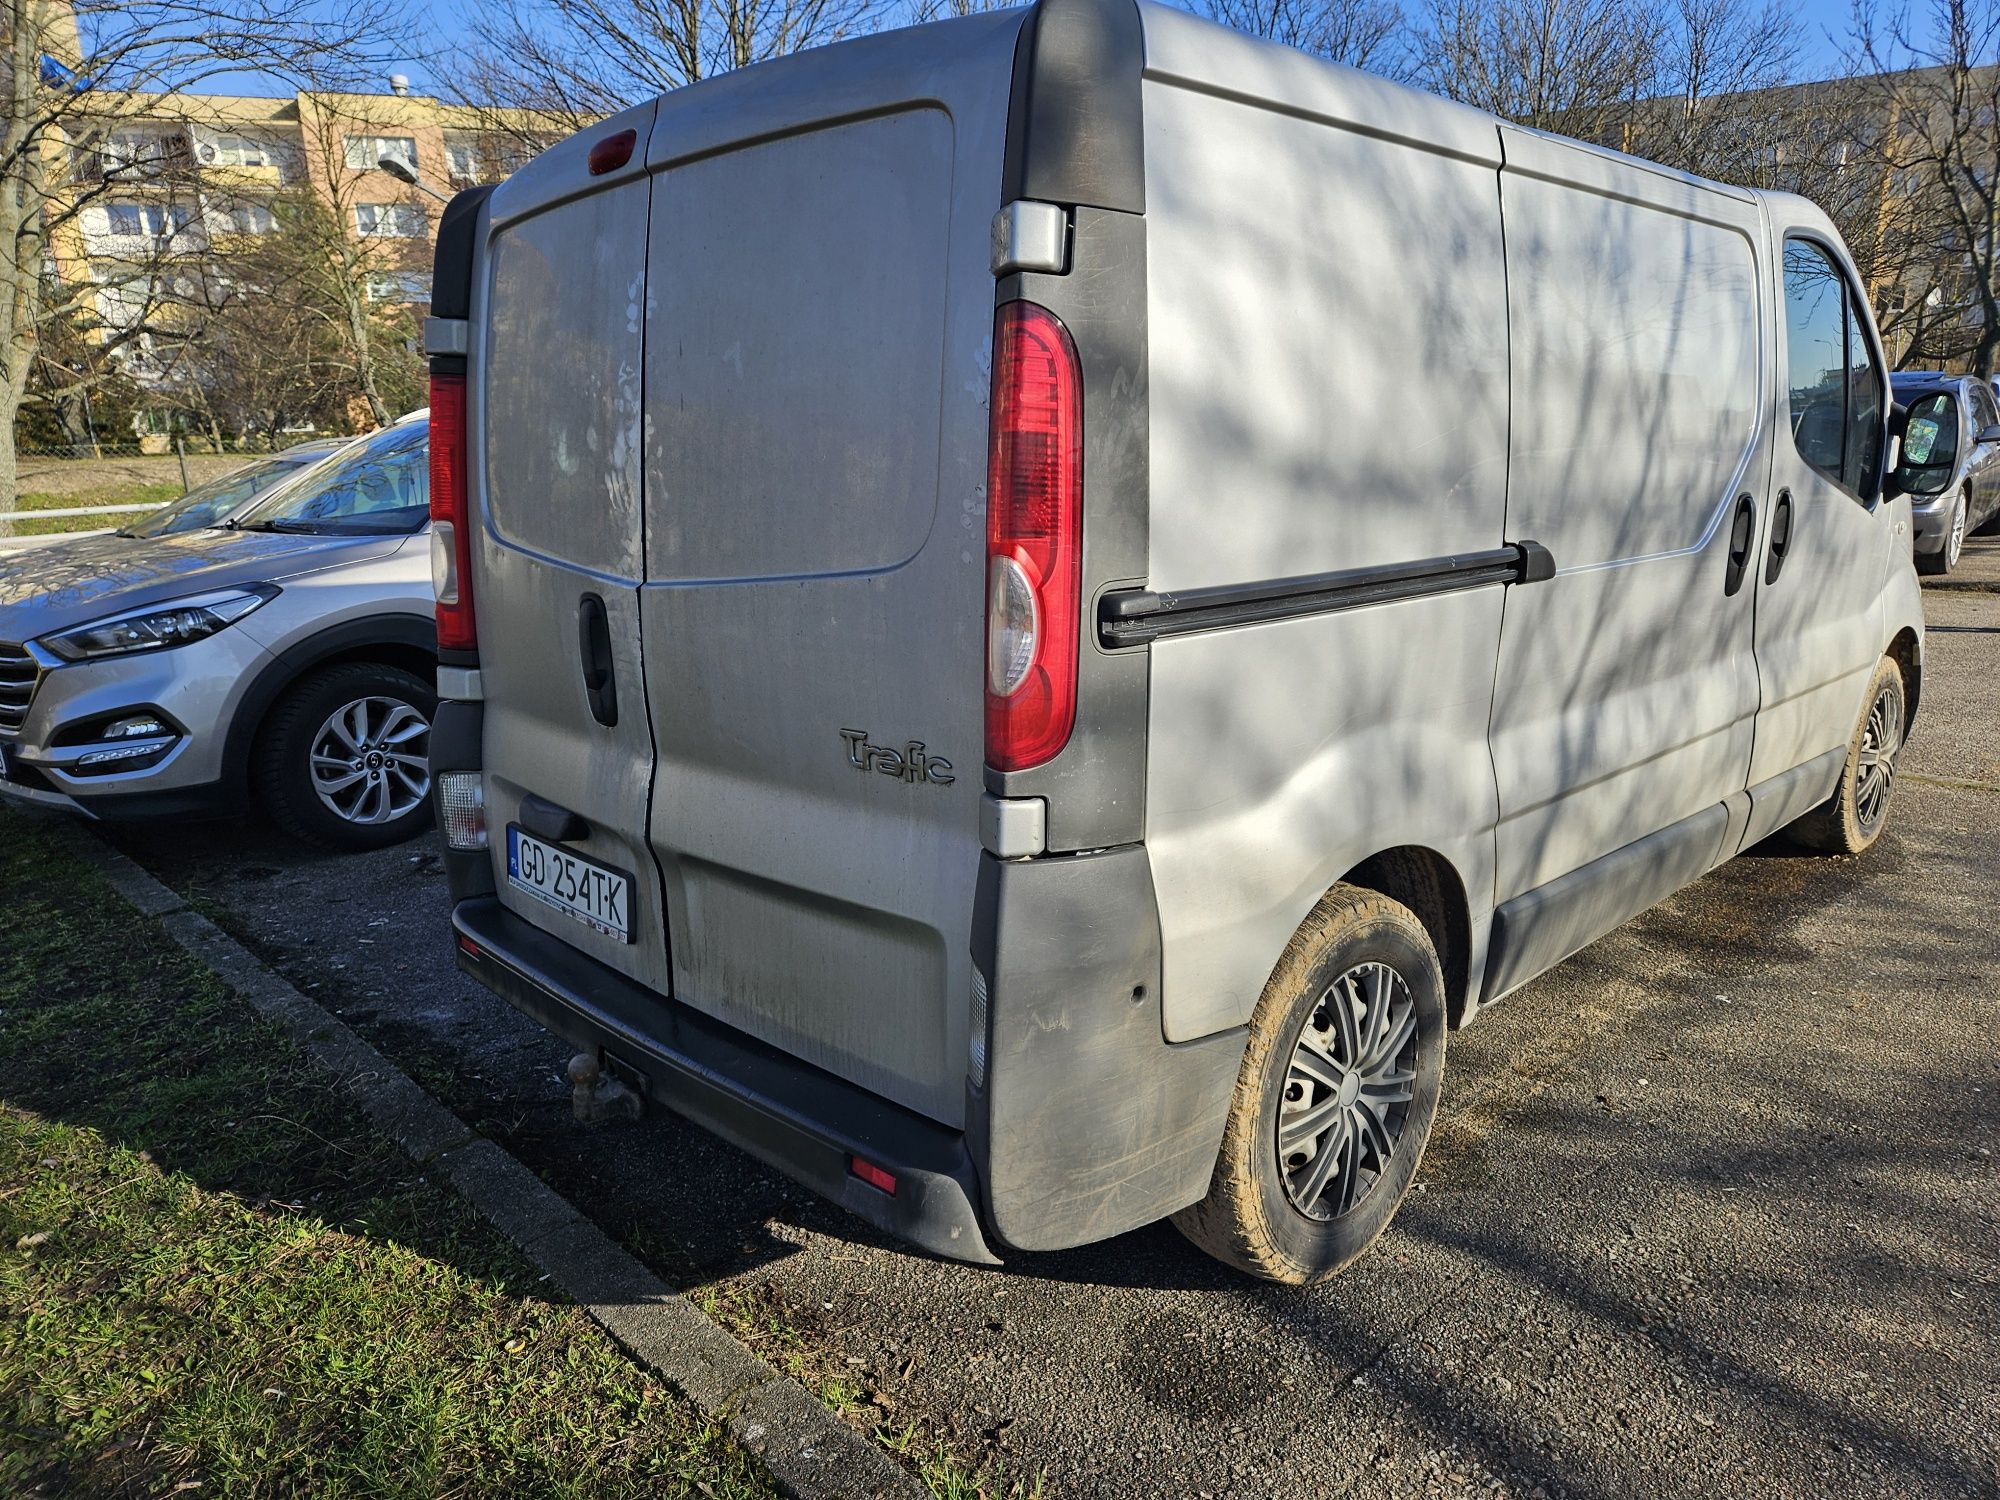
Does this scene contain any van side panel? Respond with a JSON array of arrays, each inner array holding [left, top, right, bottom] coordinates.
[[1136, 11, 1510, 1043], [638, 19, 1021, 1127], [1487, 133, 1766, 912]]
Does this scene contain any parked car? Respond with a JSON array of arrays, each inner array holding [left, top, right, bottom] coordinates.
[[1887, 370, 2000, 573], [426, 0, 1924, 1283], [0, 411, 437, 849], [117, 437, 350, 540]]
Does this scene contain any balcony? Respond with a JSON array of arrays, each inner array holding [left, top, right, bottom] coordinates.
[[198, 162, 283, 190]]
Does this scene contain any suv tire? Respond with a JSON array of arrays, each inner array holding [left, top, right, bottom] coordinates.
[[255, 661, 436, 850], [1173, 884, 1446, 1284], [1916, 490, 1967, 575], [1790, 656, 1905, 856]]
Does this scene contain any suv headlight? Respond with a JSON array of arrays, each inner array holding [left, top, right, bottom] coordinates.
[[39, 586, 277, 662]]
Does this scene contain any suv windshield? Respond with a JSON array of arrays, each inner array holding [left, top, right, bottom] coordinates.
[[120, 454, 302, 538], [231, 422, 429, 535]]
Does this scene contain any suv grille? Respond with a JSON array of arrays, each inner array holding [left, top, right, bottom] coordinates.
[[0, 642, 43, 736]]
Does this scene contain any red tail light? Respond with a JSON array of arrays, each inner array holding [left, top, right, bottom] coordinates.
[[985, 302, 1082, 772], [428, 372, 475, 652]]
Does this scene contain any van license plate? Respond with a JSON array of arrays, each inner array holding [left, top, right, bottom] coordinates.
[[506, 826, 632, 943]]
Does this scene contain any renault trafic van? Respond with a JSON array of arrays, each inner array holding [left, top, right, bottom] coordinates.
[[425, 0, 1924, 1283]]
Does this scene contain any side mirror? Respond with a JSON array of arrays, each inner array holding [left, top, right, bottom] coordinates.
[[1978, 422, 2000, 445]]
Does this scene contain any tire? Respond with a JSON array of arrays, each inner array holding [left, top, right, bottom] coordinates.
[[1789, 656, 1906, 856], [1172, 884, 1447, 1284], [254, 661, 437, 850], [1916, 491, 1967, 575]]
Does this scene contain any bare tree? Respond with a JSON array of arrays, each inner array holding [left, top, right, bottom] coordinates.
[[0, 0, 410, 508], [1846, 0, 2000, 373], [457, 0, 887, 124], [178, 185, 420, 444], [910, 0, 1013, 21], [1190, 0, 1406, 69], [1412, 0, 1664, 138], [1626, 0, 1804, 175]]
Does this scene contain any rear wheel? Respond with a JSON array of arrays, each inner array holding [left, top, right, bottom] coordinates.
[[1172, 884, 1446, 1284], [1917, 491, 1967, 575], [255, 661, 436, 850], [1790, 656, 1905, 856]]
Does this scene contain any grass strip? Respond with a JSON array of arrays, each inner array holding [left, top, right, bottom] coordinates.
[[0, 817, 775, 1499]]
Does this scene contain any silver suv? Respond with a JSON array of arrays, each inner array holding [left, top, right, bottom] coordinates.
[[0, 413, 437, 848]]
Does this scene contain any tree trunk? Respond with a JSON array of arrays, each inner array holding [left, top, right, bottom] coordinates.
[[0, 420, 16, 539]]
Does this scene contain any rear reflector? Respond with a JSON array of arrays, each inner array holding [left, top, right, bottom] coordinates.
[[849, 1156, 897, 1195], [428, 373, 475, 651], [587, 128, 636, 176], [437, 770, 487, 850], [985, 302, 1082, 773]]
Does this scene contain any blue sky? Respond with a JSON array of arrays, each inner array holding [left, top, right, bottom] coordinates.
[[205, 0, 1864, 100]]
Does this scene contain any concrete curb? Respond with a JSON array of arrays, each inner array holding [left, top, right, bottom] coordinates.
[[68, 828, 928, 1500]]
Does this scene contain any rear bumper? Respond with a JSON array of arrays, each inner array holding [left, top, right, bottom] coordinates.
[[451, 895, 1001, 1264]]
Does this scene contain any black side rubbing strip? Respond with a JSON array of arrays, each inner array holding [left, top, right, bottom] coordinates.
[[1098, 541, 1556, 647], [427, 184, 495, 377], [1002, 0, 1146, 213]]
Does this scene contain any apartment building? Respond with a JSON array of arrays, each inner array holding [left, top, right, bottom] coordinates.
[[48, 81, 570, 380]]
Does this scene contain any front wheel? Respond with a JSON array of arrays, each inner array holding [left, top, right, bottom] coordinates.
[[1172, 884, 1446, 1284], [255, 661, 436, 850], [1789, 656, 1905, 856], [1917, 491, 1967, 575]]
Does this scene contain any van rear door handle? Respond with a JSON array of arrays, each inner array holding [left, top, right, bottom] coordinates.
[[577, 593, 618, 727], [1723, 493, 1757, 596], [1764, 490, 1794, 586]]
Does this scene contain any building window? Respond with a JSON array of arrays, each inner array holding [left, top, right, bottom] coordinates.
[[345, 134, 418, 171], [445, 139, 481, 181], [104, 128, 191, 174], [102, 201, 187, 238], [202, 133, 272, 168], [353, 202, 425, 238], [366, 270, 433, 303], [210, 200, 275, 235]]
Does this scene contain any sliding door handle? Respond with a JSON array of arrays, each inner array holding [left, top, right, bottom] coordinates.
[[577, 594, 618, 727], [1722, 493, 1757, 596], [1764, 490, 1794, 586]]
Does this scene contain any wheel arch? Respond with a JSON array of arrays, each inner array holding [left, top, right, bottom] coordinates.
[[1337, 845, 1475, 1029], [1887, 625, 1922, 731], [223, 614, 438, 789]]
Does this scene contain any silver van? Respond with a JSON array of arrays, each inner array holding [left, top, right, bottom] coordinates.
[[427, 0, 1925, 1282]]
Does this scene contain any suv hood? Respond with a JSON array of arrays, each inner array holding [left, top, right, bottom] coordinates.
[[0, 527, 408, 644]]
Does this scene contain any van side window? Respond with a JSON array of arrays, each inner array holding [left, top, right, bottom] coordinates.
[[1783, 240, 1849, 485], [1843, 288, 1885, 498]]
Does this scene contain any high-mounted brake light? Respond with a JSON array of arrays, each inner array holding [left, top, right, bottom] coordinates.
[[985, 301, 1082, 772], [587, 128, 636, 176], [428, 372, 475, 652]]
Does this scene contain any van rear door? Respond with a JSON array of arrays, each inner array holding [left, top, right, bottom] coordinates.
[[474, 103, 673, 998], [638, 18, 1022, 1127]]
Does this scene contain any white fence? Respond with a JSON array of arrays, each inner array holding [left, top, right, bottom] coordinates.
[[0, 502, 159, 552]]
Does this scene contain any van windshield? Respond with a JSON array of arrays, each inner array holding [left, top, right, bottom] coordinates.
[[231, 422, 429, 535]]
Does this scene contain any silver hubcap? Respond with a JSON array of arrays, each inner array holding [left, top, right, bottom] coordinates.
[[309, 695, 431, 825], [1855, 683, 1903, 833], [1948, 497, 1966, 568], [1277, 961, 1418, 1221]]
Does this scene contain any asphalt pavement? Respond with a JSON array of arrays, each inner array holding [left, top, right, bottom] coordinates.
[[107, 563, 2000, 1500]]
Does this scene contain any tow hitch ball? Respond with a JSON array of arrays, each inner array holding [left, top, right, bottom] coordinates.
[[567, 1051, 643, 1124]]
